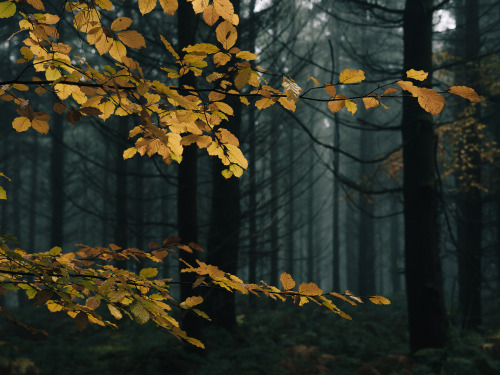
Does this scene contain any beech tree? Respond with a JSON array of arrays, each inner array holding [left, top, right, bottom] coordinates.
[[0, 0, 479, 349]]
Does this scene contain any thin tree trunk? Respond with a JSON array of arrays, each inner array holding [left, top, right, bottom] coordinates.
[[402, 0, 448, 352], [50, 113, 64, 247]]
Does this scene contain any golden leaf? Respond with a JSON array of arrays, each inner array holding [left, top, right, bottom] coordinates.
[[214, 0, 234, 23], [0, 186, 6, 200], [216, 20, 237, 50], [160, 35, 180, 59], [0, 1, 16, 18], [383, 88, 398, 95], [107, 304, 123, 320], [229, 164, 243, 177], [328, 99, 345, 114], [280, 273, 295, 290], [213, 51, 231, 66], [190, 0, 209, 13], [339, 68, 365, 84], [118, 30, 146, 49], [123, 147, 137, 160], [159, 0, 178, 14], [111, 17, 133, 31], [203, 4, 219, 26], [396, 80, 421, 97], [255, 97, 275, 110], [362, 96, 379, 109], [417, 87, 445, 115], [181, 296, 203, 309], [298, 282, 323, 296], [138, 0, 157, 15], [278, 97, 296, 112], [109, 40, 127, 62], [448, 86, 480, 102], [226, 144, 248, 169], [221, 168, 233, 179], [139, 267, 158, 278], [368, 295, 391, 305], [345, 100, 357, 115], [31, 118, 49, 134], [309, 76, 320, 86], [406, 69, 428, 81], [236, 51, 258, 60], [214, 101, 233, 115], [12, 117, 31, 132], [96, 0, 113, 10]]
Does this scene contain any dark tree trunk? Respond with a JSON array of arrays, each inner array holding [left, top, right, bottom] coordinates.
[[402, 0, 448, 352], [50, 113, 65, 248], [176, 0, 201, 336], [287, 124, 295, 276], [358, 128, 376, 296], [456, 0, 482, 330], [114, 119, 128, 251], [306, 145, 314, 282], [270, 114, 280, 286], [390, 204, 402, 293]]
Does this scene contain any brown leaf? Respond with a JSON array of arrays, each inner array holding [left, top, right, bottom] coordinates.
[[75, 311, 89, 332], [33, 289, 53, 306]]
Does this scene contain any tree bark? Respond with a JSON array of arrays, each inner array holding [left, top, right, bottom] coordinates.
[[402, 0, 448, 352]]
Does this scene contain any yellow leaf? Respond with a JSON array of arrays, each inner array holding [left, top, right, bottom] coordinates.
[[339, 68, 365, 84], [282, 76, 302, 102], [131, 301, 150, 324], [309, 76, 320, 86], [0, 186, 5, 200], [214, 0, 234, 22], [368, 295, 391, 305], [184, 43, 219, 54], [324, 84, 336, 97], [180, 296, 203, 309], [278, 97, 296, 112], [214, 101, 233, 115], [280, 273, 295, 290], [362, 96, 379, 109], [345, 99, 358, 115], [234, 68, 252, 90], [159, 0, 178, 14], [298, 282, 323, 296], [46, 301, 63, 312], [118, 30, 146, 49], [448, 86, 481, 102], [221, 169, 233, 179], [109, 40, 127, 62], [96, 0, 113, 10], [328, 99, 345, 114], [190, 0, 209, 13], [216, 20, 237, 50], [111, 17, 133, 31], [203, 4, 219, 25], [0, 1, 15, 18], [406, 69, 428, 81], [123, 147, 137, 160], [226, 144, 248, 169], [49, 246, 62, 256], [138, 0, 157, 14], [236, 51, 258, 60], [139, 267, 158, 278], [107, 304, 122, 320], [45, 66, 62, 81], [417, 87, 445, 115], [229, 164, 243, 177], [12, 117, 31, 132], [396, 80, 421, 97], [255, 97, 275, 110], [160, 35, 180, 59]]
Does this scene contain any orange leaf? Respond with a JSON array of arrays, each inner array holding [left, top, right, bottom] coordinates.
[[328, 99, 345, 114], [159, 0, 178, 14], [324, 84, 336, 97], [362, 96, 379, 109], [118, 30, 146, 49], [203, 4, 219, 26], [383, 88, 398, 95], [298, 282, 323, 296], [12, 117, 31, 132], [417, 87, 445, 115], [280, 273, 295, 290], [448, 86, 480, 102]]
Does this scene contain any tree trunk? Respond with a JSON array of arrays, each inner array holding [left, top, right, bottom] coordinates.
[[402, 0, 448, 352], [456, 0, 482, 330], [50, 113, 65, 248]]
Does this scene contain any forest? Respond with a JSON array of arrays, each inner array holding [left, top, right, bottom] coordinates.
[[0, 0, 499, 374]]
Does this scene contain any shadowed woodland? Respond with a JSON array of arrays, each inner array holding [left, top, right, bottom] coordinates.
[[1, 0, 500, 374]]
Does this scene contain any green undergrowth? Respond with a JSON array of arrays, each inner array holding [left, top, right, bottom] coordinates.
[[0, 294, 499, 374]]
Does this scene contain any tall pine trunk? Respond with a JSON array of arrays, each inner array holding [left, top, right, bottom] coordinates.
[[402, 0, 448, 352]]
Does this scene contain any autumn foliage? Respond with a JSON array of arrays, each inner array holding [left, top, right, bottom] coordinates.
[[0, 0, 479, 347]]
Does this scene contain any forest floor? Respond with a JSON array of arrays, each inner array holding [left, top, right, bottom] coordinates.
[[1, 294, 500, 375]]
